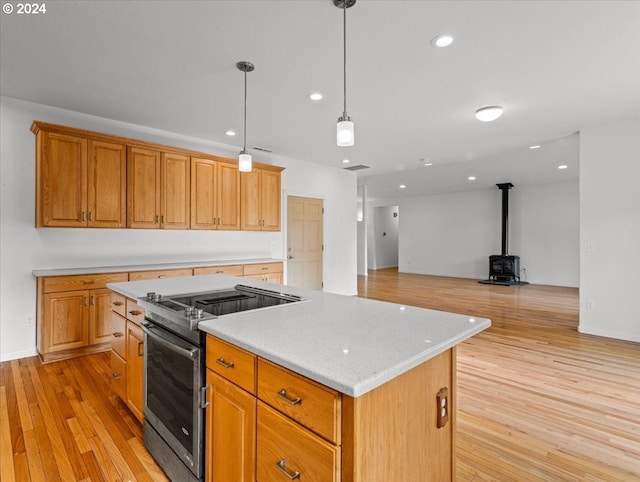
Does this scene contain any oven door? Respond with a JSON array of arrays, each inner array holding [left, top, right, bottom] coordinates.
[[142, 321, 206, 479]]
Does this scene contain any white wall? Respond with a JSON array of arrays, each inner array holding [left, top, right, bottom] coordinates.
[[579, 119, 640, 343], [0, 96, 357, 361], [395, 182, 580, 286]]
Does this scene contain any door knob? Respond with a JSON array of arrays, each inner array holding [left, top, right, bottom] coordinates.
[[287, 255, 295, 259]]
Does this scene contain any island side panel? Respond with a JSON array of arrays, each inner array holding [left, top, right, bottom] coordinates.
[[342, 348, 455, 482]]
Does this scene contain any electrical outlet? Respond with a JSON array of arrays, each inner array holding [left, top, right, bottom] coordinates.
[[586, 299, 594, 310], [436, 387, 449, 428], [26, 315, 34, 327]]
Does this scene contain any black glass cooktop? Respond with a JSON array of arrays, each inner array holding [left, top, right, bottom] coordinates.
[[155, 285, 303, 317]]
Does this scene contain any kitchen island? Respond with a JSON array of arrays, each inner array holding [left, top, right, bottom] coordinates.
[[108, 274, 490, 482]]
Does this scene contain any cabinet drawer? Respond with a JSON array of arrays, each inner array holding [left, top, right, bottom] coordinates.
[[110, 292, 126, 317], [110, 312, 126, 358], [206, 335, 256, 395], [257, 401, 339, 482], [258, 358, 341, 444], [125, 299, 145, 325], [242, 262, 282, 276], [110, 351, 126, 399], [128, 268, 193, 281], [193, 265, 244, 276], [43, 272, 128, 293]]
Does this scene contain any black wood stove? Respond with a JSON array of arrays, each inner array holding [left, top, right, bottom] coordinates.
[[480, 183, 528, 286]]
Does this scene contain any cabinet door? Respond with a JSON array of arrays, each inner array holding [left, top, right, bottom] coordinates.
[[217, 161, 240, 230], [89, 288, 113, 345], [127, 146, 161, 228], [161, 152, 190, 229], [260, 169, 281, 231], [88, 140, 126, 228], [205, 370, 256, 482], [42, 290, 89, 353], [191, 157, 217, 230], [240, 169, 262, 231], [126, 321, 144, 422], [38, 132, 88, 227]]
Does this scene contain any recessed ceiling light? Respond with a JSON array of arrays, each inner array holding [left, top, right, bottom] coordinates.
[[423, 162, 433, 166], [529, 145, 541, 149], [431, 34, 454, 48], [342, 159, 350, 164], [309, 92, 323, 101], [468, 176, 476, 181], [558, 165, 568, 170], [399, 184, 407, 189], [225, 130, 236, 136], [474, 106, 503, 122]]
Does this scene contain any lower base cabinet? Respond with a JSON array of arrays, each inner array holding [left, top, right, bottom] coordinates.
[[205, 371, 256, 482], [126, 321, 144, 421], [205, 335, 455, 482]]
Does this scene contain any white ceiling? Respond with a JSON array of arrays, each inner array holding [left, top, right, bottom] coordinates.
[[2, 1, 639, 200]]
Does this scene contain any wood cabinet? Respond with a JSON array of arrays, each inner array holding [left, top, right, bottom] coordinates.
[[109, 293, 145, 423], [34, 128, 126, 228], [205, 371, 256, 482], [126, 319, 144, 421], [243, 262, 283, 284], [205, 335, 456, 482], [33, 122, 283, 232], [127, 148, 190, 229], [128, 268, 193, 281], [191, 157, 240, 230], [36, 272, 128, 362], [241, 166, 283, 231]]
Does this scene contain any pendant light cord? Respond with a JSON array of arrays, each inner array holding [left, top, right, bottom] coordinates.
[[343, 1, 347, 117], [243, 69, 248, 152]]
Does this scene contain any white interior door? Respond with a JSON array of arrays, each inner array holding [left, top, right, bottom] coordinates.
[[287, 196, 323, 290]]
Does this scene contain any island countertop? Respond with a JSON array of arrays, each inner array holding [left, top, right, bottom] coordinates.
[[108, 275, 490, 397]]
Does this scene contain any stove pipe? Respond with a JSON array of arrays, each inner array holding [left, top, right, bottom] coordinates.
[[496, 183, 514, 256]]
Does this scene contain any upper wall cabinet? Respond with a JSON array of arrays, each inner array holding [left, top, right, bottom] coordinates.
[[241, 166, 284, 231], [191, 156, 240, 230], [34, 128, 126, 228], [32, 121, 282, 232], [127, 148, 190, 229]]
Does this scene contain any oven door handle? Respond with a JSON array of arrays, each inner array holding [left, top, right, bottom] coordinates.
[[141, 321, 199, 359]]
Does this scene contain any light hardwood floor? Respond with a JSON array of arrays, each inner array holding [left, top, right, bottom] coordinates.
[[1, 270, 638, 481]]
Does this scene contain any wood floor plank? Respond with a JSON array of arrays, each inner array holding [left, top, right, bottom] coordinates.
[[358, 269, 640, 481], [1, 386, 17, 482], [2, 270, 638, 481]]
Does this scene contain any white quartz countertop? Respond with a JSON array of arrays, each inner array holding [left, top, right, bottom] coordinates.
[[32, 258, 282, 277], [107, 275, 491, 397]]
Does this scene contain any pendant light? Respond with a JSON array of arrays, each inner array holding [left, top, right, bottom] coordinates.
[[237, 61, 254, 172], [335, 0, 356, 147]]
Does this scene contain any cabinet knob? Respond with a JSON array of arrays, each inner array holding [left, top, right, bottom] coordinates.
[[112, 332, 123, 338], [112, 372, 122, 380]]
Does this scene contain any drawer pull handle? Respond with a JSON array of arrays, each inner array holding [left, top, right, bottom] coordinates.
[[112, 332, 124, 338], [216, 357, 235, 369], [158, 275, 167, 279], [277, 389, 302, 406], [113, 301, 123, 306], [215, 270, 223, 274], [276, 459, 300, 480], [82, 280, 95, 285], [129, 310, 142, 316], [112, 372, 121, 380]]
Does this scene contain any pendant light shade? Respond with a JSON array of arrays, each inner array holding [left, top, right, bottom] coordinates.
[[337, 117, 354, 146], [335, 0, 356, 147], [237, 61, 254, 172]]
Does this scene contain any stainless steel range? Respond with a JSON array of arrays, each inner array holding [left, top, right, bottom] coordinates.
[[138, 284, 305, 482]]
